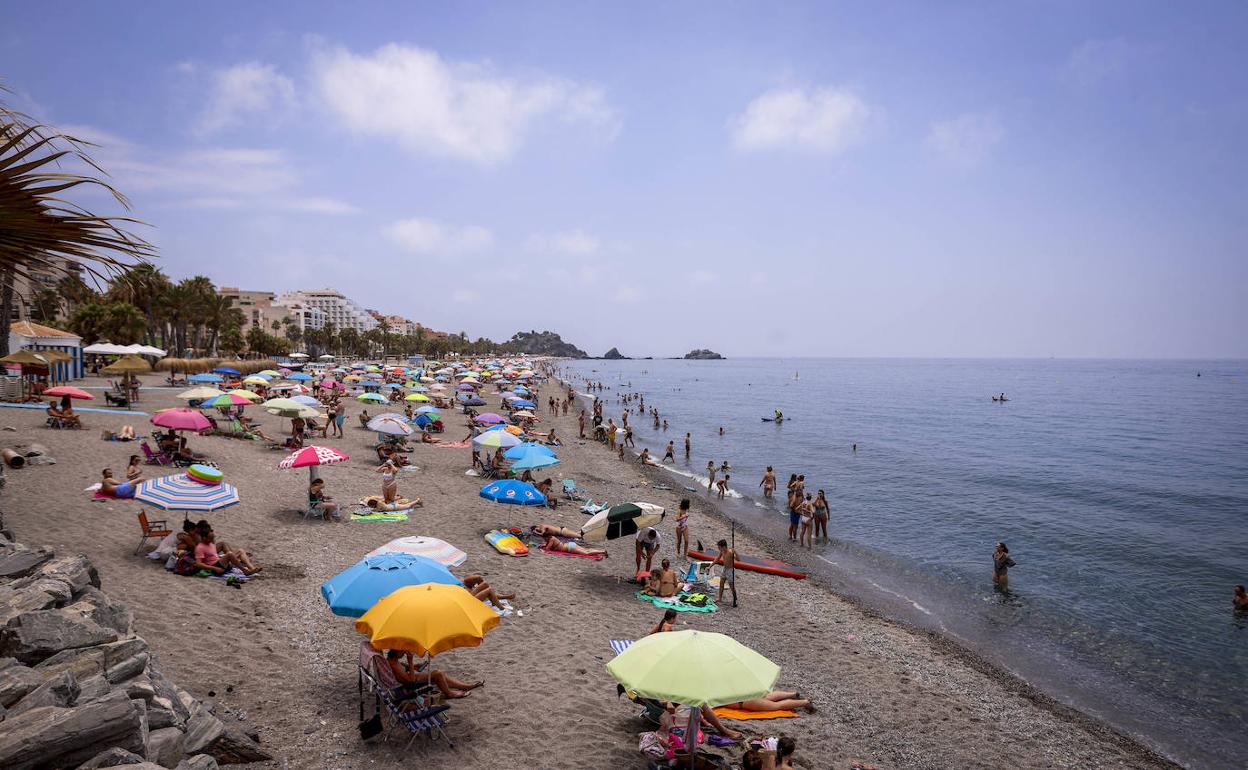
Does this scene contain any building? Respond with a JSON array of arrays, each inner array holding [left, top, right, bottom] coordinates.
[[278, 289, 377, 334], [6, 258, 85, 323], [8, 321, 84, 380], [218, 287, 326, 337]]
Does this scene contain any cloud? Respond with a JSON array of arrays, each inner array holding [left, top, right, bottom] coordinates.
[[311, 43, 618, 164], [1064, 39, 1130, 87], [198, 62, 296, 135], [731, 86, 871, 154], [924, 113, 1003, 167], [611, 285, 641, 303], [386, 217, 494, 255], [526, 230, 601, 256]]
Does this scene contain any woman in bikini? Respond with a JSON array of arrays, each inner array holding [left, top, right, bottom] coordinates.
[[813, 489, 830, 542], [462, 574, 515, 605], [648, 609, 677, 635], [386, 649, 482, 699], [532, 523, 580, 538], [798, 493, 814, 549], [725, 691, 816, 713], [541, 534, 607, 558], [125, 455, 143, 482], [760, 466, 776, 499], [376, 458, 399, 503]]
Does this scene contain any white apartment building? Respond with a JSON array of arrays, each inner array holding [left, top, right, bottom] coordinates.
[[218, 287, 327, 335], [278, 288, 377, 334]]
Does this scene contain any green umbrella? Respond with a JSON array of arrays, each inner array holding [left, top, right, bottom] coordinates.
[[261, 397, 319, 418]]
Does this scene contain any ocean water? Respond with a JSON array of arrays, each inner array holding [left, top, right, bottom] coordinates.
[[557, 358, 1248, 769]]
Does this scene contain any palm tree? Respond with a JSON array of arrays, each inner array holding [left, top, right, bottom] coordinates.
[[1, 94, 154, 355], [108, 263, 168, 344], [31, 288, 60, 323], [203, 294, 243, 355], [104, 302, 145, 344]]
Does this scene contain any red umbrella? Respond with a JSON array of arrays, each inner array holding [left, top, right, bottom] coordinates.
[[279, 444, 349, 482], [151, 408, 213, 432], [43, 386, 95, 400]]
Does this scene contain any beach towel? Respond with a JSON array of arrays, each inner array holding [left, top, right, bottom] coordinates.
[[437, 441, 471, 448], [712, 706, 798, 721], [635, 592, 717, 613], [540, 546, 605, 561], [609, 639, 634, 656], [351, 511, 410, 522]]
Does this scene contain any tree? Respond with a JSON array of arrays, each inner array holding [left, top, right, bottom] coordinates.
[[1, 96, 154, 354], [108, 263, 168, 345], [31, 289, 60, 323], [202, 294, 243, 356], [220, 324, 244, 356], [68, 302, 108, 344], [103, 302, 145, 344]]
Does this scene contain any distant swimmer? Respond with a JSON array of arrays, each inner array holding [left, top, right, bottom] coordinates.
[[774, 409, 784, 422], [992, 542, 1016, 586], [1235, 585, 1248, 611], [993, 392, 1009, 402], [852, 443, 858, 452]]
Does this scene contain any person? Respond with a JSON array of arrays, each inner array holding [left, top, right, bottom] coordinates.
[[607, 419, 618, 450], [192, 527, 261, 575], [684, 432, 691, 459], [58, 396, 83, 428], [532, 523, 580, 538], [674, 498, 691, 557], [624, 424, 635, 448], [760, 466, 776, 499], [462, 574, 515, 605], [385, 649, 482, 699], [1234, 585, 1248, 611], [125, 455, 143, 482], [786, 475, 801, 541], [420, 429, 440, 444], [718, 426, 724, 435], [798, 493, 814, 548], [661, 441, 675, 463], [358, 408, 372, 428], [542, 533, 608, 557], [813, 489, 830, 542], [724, 691, 815, 713], [99, 468, 137, 498], [714, 538, 738, 607], [706, 461, 717, 492], [308, 478, 340, 521], [116, 424, 137, 441], [639, 448, 656, 466], [533, 478, 558, 508], [654, 558, 678, 598], [376, 458, 400, 504], [578, 410, 586, 438], [774, 409, 783, 422], [635, 526, 661, 574], [719, 460, 731, 474], [716, 474, 730, 500], [174, 518, 200, 555], [993, 542, 1016, 586], [332, 398, 346, 438], [648, 608, 677, 635], [617, 443, 625, 460], [545, 427, 562, 446]]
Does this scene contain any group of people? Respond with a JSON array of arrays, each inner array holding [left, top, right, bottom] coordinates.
[[45, 395, 83, 429], [776, 472, 829, 549], [159, 518, 263, 577]]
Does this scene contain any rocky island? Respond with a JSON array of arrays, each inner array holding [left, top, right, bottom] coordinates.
[[684, 349, 724, 359], [602, 347, 628, 360], [504, 330, 588, 358]]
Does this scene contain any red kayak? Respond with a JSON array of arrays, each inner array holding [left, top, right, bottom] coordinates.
[[686, 549, 807, 580]]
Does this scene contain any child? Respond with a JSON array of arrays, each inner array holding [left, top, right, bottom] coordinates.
[[674, 498, 691, 557]]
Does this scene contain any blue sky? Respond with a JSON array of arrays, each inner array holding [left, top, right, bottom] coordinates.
[[5, 1, 1246, 357]]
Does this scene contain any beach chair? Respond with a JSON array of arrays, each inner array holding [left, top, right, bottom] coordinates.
[[104, 392, 130, 408], [134, 512, 172, 555], [561, 478, 585, 501], [580, 499, 609, 515], [140, 440, 171, 466], [358, 644, 452, 749]]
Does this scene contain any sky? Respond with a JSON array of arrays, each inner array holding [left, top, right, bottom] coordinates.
[[4, 1, 1246, 358]]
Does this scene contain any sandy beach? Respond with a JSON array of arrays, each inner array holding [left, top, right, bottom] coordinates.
[[0, 369, 1181, 770]]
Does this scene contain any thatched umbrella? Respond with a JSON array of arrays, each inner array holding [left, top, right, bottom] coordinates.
[[102, 354, 152, 401]]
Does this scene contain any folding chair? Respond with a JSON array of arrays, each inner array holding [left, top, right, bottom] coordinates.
[[134, 511, 172, 555], [358, 644, 452, 749], [140, 440, 171, 466], [561, 478, 585, 500]]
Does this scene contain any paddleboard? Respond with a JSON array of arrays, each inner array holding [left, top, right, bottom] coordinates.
[[686, 549, 807, 580], [485, 529, 529, 556]]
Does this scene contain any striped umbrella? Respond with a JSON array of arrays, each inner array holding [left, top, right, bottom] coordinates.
[[367, 536, 467, 567], [135, 473, 240, 512], [581, 502, 666, 542]]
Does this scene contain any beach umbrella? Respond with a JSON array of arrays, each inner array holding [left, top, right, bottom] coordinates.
[[101, 354, 152, 374], [290, 395, 322, 408], [42, 386, 94, 400], [511, 410, 536, 419], [135, 473, 240, 512], [367, 414, 414, 436], [472, 430, 521, 450], [510, 399, 536, 409], [408, 385, 429, 393], [355, 584, 501, 658], [261, 398, 319, 418], [289, 372, 313, 381], [279, 444, 349, 482], [178, 387, 223, 400], [608, 629, 779, 763], [188, 373, 223, 384], [506, 445, 560, 471], [358, 392, 387, 404], [198, 393, 253, 408], [404, 392, 430, 402], [415, 405, 440, 415], [213, 366, 240, 376], [322, 553, 460, 618], [226, 389, 264, 403], [319, 380, 345, 391], [581, 502, 666, 542], [151, 408, 213, 432], [503, 442, 556, 460], [260, 369, 281, 377], [368, 535, 467, 566], [474, 412, 505, 425], [412, 413, 441, 429], [479, 480, 547, 506], [318, 354, 335, 360]]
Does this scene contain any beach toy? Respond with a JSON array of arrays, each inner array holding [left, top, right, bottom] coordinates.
[[186, 464, 223, 485], [485, 529, 529, 556]]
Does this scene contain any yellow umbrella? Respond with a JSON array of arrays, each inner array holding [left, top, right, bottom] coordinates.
[[0, 349, 50, 365], [503, 425, 523, 436], [242, 376, 269, 386], [354, 583, 501, 657], [227, 389, 264, 403], [404, 392, 430, 402], [178, 387, 224, 400]]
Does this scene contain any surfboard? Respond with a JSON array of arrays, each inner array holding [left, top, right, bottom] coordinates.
[[686, 549, 807, 580], [485, 529, 529, 556]]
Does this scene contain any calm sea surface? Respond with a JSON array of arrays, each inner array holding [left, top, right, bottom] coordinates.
[[559, 358, 1247, 769]]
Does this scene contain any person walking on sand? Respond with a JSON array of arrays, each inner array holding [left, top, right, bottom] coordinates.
[[624, 424, 635, 448], [578, 410, 586, 438], [706, 461, 717, 492], [662, 441, 675, 463], [635, 526, 661, 576], [716, 474, 730, 500], [760, 466, 776, 499], [674, 498, 691, 557], [993, 542, 1016, 586], [714, 538, 738, 607]]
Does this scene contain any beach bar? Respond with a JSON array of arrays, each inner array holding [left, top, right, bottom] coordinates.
[[7, 321, 83, 380]]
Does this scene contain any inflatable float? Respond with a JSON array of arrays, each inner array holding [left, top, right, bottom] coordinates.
[[685, 549, 807, 580], [186, 464, 223, 485], [485, 529, 529, 556]]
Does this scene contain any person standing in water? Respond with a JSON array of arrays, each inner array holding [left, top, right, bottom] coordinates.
[[706, 461, 717, 491], [759, 466, 776, 498], [813, 489, 830, 542], [993, 542, 1016, 586], [662, 441, 675, 462], [716, 474, 730, 500], [684, 433, 691, 459]]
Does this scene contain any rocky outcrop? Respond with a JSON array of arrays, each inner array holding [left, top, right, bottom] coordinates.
[[602, 347, 628, 360], [504, 330, 588, 358], [0, 523, 271, 769], [683, 349, 723, 360]]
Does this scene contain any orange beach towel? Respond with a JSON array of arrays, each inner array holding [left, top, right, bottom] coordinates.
[[711, 706, 798, 721]]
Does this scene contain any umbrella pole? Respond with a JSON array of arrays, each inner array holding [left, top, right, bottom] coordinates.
[[686, 705, 699, 769]]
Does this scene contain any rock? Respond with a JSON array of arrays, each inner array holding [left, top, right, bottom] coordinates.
[[35, 637, 149, 684], [504, 330, 588, 358], [0, 574, 78, 624], [0, 608, 119, 665], [76, 746, 145, 768], [175, 756, 220, 770], [38, 554, 101, 593], [145, 726, 185, 767], [0, 662, 42, 707], [683, 348, 724, 360], [0, 690, 144, 770], [182, 711, 225, 755], [68, 586, 133, 636], [8, 670, 78, 716], [201, 726, 273, 764], [147, 696, 182, 730], [602, 347, 628, 360], [0, 546, 52, 580]]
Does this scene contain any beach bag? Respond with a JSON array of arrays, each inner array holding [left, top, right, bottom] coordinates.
[[173, 552, 197, 576]]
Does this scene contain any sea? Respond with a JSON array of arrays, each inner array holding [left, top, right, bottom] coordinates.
[[556, 357, 1247, 770]]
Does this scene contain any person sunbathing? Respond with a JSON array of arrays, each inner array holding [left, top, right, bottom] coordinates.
[[654, 559, 679, 597], [189, 529, 258, 575], [532, 523, 580, 538], [533, 478, 558, 508], [116, 424, 137, 441], [420, 430, 440, 444], [58, 397, 83, 428], [126, 455, 143, 481], [648, 609, 677, 635], [541, 533, 607, 557], [194, 522, 262, 574], [723, 690, 815, 713], [385, 649, 482, 699], [462, 574, 515, 605], [99, 468, 137, 498]]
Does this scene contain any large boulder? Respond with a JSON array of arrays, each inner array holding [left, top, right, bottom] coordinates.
[[175, 756, 220, 770], [0, 545, 52, 580], [0, 608, 119, 665], [35, 637, 149, 685], [7, 669, 79, 716], [0, 659, 42, 707], [182, 709, 271, 764], [144, 726, 185, 767], [67, 586, 133, 636], [0, 690, 145, 770], [76, 746, 145, 768]]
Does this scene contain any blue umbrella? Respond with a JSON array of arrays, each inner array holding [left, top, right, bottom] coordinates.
[[135, 472, 240, 512], [289, 372, 313, 381], [510, 451, 560, 472], [320, 553, 460, 618], [415, 405, 439, 414], [511, 399, 537, 408], [413, 413, 441, 428], [213, 366, 241, 376], [479, 480, 547, 506], [188, 373, 223, 383], [503, 442, 556, 460], [291, 395, 322, 407]]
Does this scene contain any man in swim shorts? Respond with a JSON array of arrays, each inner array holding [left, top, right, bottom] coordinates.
[[714, 538, 738, 608], [635, 526, 661, 575]]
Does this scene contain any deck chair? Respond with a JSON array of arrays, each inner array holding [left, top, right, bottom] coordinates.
[[140, 440, 171, 466], [134, 512, 171, 555], [358, 643, 452, 749], [561, 478, 585, 500], [615, 683, 666, 725], [580, 498, 609, 515], [104, 392, 130, 408]]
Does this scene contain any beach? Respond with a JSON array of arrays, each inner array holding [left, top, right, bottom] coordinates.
[[0, 369, 1181, 770]]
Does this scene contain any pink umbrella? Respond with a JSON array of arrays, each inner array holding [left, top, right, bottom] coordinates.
[[43, 386, 95, 400], [279, 444, 349, 482], [367, 536, 467, 567], [320, 380, 346, 391], [151, 408, 212, 432]]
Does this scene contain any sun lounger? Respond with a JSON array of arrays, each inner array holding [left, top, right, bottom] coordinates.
[[561, 479, 585, 500], [579, 498, 609, 515]]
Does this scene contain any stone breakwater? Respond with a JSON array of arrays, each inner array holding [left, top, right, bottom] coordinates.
[[0, 501, 272, 770]]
